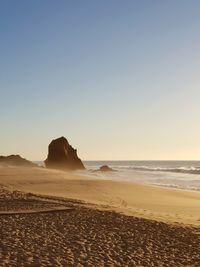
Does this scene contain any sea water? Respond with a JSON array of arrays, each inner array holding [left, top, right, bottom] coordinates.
[[81, 161, 200, 191], [36, 160, 200, 192]]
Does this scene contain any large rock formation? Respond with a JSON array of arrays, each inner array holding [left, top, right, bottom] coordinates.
[[45, 137, 85, 170], [0, 155, 36, 167]]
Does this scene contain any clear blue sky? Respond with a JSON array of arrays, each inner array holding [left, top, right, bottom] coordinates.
[[1, 0, 200, 160]]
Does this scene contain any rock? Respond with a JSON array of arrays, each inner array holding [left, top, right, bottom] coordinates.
[[0, 155, 36, 167], [92, 165, 116, 172], [99, 165, 115, 172], [45, 136, 85, 170]]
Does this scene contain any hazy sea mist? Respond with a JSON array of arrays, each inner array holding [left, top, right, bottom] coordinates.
[[36, 161, 200, 192]]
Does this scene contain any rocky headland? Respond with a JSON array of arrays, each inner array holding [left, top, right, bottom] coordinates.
[[0, 155, 36, 167]]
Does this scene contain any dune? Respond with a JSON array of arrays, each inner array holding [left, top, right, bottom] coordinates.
[[1, 166, 200, 225]]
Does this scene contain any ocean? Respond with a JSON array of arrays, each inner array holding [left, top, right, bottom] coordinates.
[[36, 160, 200, 192]]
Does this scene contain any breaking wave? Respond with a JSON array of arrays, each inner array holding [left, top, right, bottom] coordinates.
[[121, 165, 200, 175]]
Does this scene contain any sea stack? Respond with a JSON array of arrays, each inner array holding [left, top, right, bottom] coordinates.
[[45, 136, 85, 170]]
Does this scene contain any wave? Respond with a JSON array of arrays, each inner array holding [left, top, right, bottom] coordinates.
[[35, 160, 200, 176], [151, 183, 200, 191], [117, 165, 200, 175]]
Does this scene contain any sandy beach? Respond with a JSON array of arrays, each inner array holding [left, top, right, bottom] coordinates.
[[2, 0, 200, 265], [1, 166, 200, 225], [0, 166, 200, 266]]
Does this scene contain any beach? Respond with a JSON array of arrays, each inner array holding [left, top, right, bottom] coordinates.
[[0, 166, 200, 266], [1, 166, 200, 225]]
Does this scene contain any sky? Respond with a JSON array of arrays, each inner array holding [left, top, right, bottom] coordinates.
[[1, 0, 200, 161]]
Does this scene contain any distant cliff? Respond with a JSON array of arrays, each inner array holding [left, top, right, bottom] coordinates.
[[0, 155, 36, 167], [45, 136, 85, 170]]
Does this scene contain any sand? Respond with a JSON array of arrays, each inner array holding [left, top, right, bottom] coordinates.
[[1, 166, 200, 266], [1, 166, 200, 225]]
